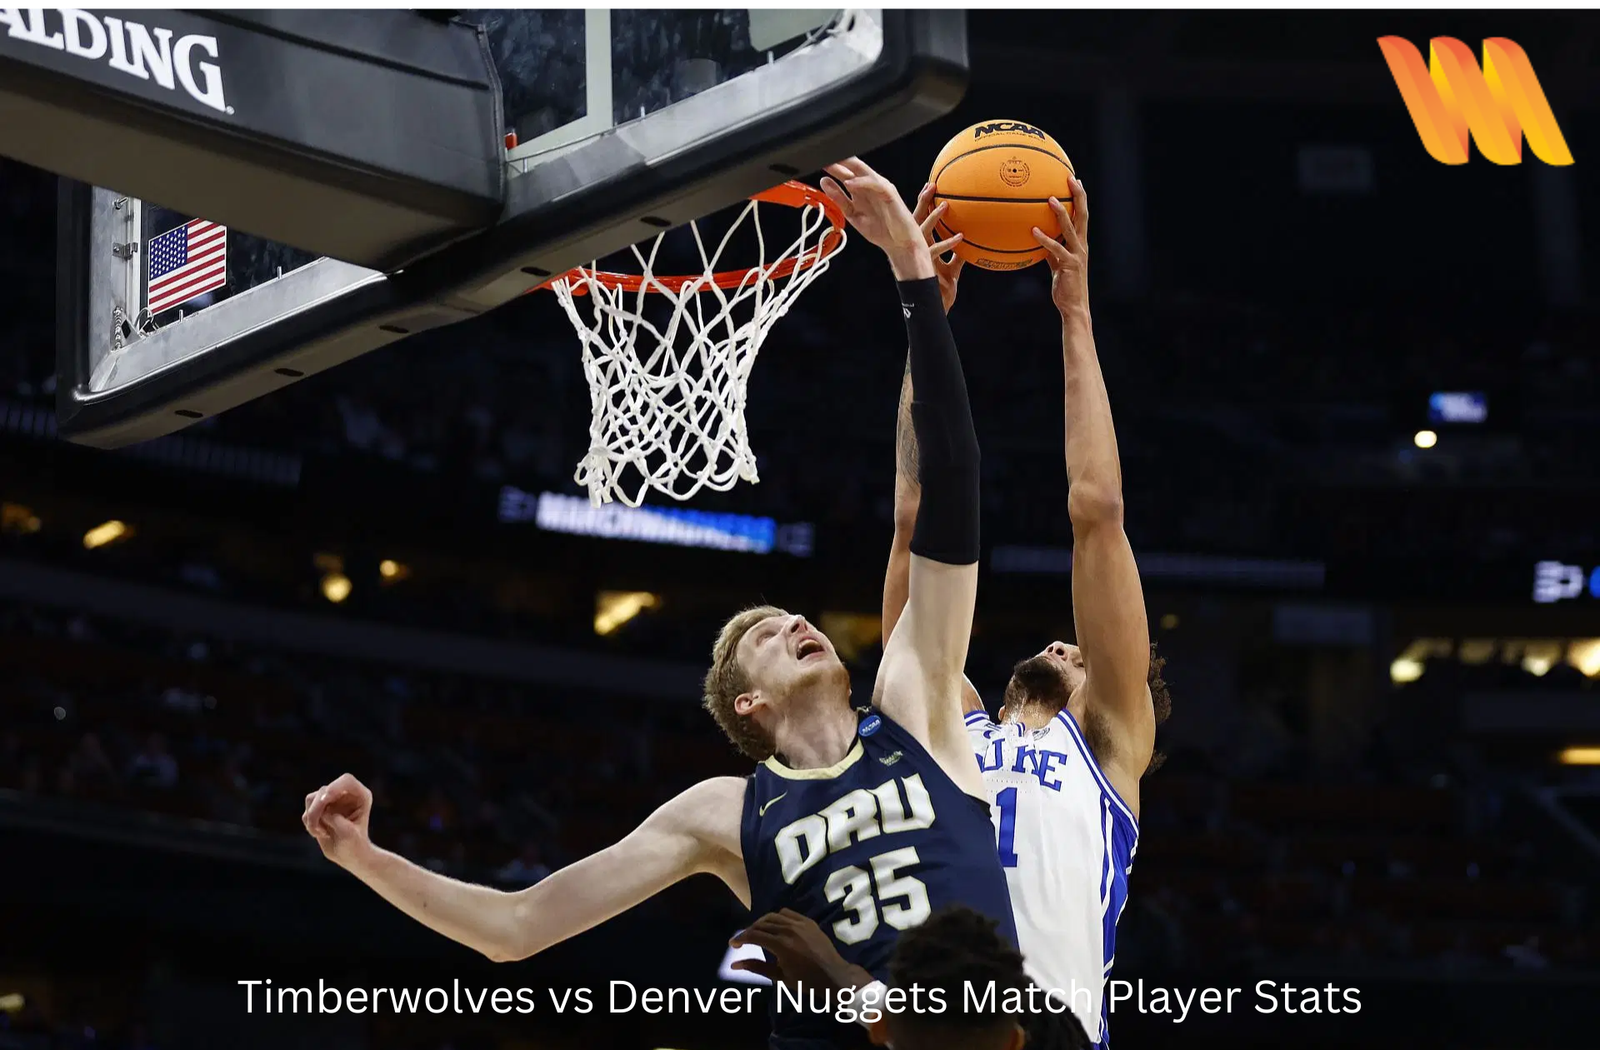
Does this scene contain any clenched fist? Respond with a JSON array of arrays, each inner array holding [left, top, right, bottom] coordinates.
[[302, 772, 374, 870]]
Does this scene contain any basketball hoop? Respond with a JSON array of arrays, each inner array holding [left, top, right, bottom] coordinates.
[[547, 181, 846, 507]]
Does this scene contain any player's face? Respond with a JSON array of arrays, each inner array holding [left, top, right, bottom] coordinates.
[[737, 612, 846, 705], [1003, 640, 1084, 715]]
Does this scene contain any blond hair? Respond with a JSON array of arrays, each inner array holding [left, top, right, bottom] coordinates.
[[702, 605, 786, 761]]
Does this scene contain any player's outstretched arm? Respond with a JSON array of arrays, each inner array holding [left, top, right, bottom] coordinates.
[[820, 158, 984, 792], [883, 186, 960, 637], [302, 773, 747, 962], [881, 187, 982, 717], [1033, 182, 1155, 799]]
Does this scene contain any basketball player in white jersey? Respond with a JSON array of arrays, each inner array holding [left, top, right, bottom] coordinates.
[[883, 177, 1170, 1047], [734, 179, 1167, 1050]]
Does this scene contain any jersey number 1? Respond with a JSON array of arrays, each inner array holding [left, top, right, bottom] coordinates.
[[996, 787, 1020, 868]]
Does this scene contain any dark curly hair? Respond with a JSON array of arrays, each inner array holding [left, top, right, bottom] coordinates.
[[887, 908, 1091, 1050], [887, 907, 1028, 1047], [1146, 642, 1172, 774], [1004, 641, 1173, 776]]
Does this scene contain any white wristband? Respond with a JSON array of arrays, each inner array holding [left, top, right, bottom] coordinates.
[[855, 980, 889, 1029]]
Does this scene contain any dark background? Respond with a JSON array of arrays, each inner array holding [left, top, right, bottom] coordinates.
[[2, 10, 1599, 1050]]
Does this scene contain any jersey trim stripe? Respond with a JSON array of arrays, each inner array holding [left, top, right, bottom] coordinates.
[[1053, 710, 1139, 832], [963, 709, 1035, 739], [1098, 796, 1113, 903], [762, 740, 864, 780]]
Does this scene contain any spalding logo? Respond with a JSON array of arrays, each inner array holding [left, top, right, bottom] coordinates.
[[974, 121, 1046, 140], [0, 8, 230, 114], [999, 158, 1031, 187]]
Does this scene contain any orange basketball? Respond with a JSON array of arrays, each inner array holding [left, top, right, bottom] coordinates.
[[929, 119, 1075, 271]]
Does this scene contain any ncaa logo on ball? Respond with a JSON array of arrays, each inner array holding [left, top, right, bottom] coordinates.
[[859, 714, 883, 738], [973, 120, 1045, 140], [999, 157, 1031, 187]]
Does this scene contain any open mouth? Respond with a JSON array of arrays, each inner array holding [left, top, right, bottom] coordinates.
[[797, 638, 825, 660]]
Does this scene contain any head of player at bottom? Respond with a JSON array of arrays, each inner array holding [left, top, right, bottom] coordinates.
[[872, 906, 1028, 1050], [702, 605, 853, 762]]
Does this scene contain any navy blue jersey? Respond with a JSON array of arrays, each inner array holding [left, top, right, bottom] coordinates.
[[740, 708, 1018, 1049]]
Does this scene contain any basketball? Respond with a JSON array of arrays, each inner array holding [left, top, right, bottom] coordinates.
[[929, 119, 1076, 271]]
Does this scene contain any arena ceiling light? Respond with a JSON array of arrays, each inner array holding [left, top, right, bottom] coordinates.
[[1521, 641, 1564, 678], [595, 591, 659, 637], [82, 519, 129, 549], [1567, 639, 1600, 677], [0, 502, 40, 534], [819, 611, 881, 663], [1406, 637, 1600, 677], [321, 572, 352, 604], [1413, 429, 1438, 449], [1389, 656, 1424, 684], [1557, 747, 1600, 766]]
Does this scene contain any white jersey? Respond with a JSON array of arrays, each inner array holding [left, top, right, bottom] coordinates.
[[966, 708, 1139, 1048]]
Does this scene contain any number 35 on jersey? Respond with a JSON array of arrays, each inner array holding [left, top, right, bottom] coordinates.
[[772, 774, 937, 945]]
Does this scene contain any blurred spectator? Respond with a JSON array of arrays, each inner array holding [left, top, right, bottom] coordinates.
[[1505, 936, 1550, 971], [58, 733, 120, 799], [1, 597, 1596, 974], [126, 733, 178, 790], [417, 786, 457, 834], [209, 752, 254, 826], [496, 842, 552, 886]]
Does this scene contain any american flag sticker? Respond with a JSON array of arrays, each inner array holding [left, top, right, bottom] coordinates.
[[147, 219, 227, 316]]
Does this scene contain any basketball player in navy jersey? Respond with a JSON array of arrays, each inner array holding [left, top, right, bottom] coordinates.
[[877, 178, 1170, 1048], [300, 157, 1014, 1050]]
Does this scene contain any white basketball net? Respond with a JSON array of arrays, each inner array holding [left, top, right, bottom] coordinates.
[[551, 195, 845, 507]]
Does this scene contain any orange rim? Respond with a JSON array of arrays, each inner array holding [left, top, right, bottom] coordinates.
[[541, 181, 846, 296]]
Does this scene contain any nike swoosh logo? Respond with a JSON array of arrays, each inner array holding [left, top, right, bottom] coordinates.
[[759, 793, 788, 818]]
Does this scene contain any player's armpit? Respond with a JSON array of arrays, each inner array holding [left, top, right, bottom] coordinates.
[[494, 776, 749, 961]]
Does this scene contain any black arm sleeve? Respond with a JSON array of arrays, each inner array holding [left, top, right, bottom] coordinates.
[[900, 277, 980, 565]]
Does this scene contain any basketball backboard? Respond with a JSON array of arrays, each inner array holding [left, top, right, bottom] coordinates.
[[47, 9, 967, 447]]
